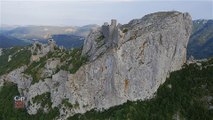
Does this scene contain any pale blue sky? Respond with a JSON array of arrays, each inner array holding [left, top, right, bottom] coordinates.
[[0, 0, 213, 26]]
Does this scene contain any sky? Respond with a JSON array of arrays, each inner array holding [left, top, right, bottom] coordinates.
[[0, 0, 213, 26]]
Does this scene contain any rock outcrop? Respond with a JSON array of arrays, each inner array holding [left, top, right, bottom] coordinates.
[[0, 48, 2, 56], [73, 11, 192, 111], [0, 11, 192, 119], [30, 36, 56, 62]]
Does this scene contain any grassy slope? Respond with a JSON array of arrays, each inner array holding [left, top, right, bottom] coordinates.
[[0, 47, 31, 76]]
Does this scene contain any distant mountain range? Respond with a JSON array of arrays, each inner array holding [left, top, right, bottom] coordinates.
[[1, 24, 99, 40], [0, 24, 98, 48], [0, 35, 31, 48], [0, 20, 212, 59], [187, 19, 213, 59], [52, 35, 84, 48]]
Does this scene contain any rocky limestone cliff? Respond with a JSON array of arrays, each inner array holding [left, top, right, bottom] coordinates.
[[72, 11, 192, 110], [0, 11, 192, 119]]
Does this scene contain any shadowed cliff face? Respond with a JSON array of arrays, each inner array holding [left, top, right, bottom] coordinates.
[[0, 11, 192, 119]]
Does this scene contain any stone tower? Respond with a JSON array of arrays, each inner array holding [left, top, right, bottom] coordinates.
[[101, 19, 119, 47], [47, 34, 56, 51]]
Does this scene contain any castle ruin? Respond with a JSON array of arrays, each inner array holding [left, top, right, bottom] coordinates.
[[31, 34, 57, 62], [101, 19, 120, 47]]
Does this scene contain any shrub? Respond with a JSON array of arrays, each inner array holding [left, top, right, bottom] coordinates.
[[62, 99, 73, 108], [60, 48, 88, 74], [122, 28, 128, 33], [32, 92, 52, 108]]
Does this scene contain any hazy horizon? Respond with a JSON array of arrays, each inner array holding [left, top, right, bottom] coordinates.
[[1, 0, 213, 26]]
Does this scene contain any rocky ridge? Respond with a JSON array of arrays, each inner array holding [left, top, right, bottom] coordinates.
[[72, 11, 192, 111], [0, 11, 192, 119]]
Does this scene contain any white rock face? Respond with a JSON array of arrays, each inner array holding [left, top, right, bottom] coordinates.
[[69, 11, 192, 111], [8, 55, 12, 62], [2, 66, 32, 93], [41, 58, 61, 78]]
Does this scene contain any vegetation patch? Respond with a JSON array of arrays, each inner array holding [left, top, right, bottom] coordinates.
[[62, 99, 73, 108], [24, 53, 50, 84], [0, 47, 31, 75], [32, 92, 52, 108], [73, 101, 80, 109], [0, 82, 59, 120], [122, 28, 128, 33], [97, 34, 105, 41], [60, 48, 88, 74], [95, 34, 105, 48]]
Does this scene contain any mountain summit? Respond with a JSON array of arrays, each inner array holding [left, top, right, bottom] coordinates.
[[73, 11, 192, 113]]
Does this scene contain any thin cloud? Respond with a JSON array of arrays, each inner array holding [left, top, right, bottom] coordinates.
[[0, 0, 135, 2], [1, 0, 212, 26], [1, 0, 212, 1]]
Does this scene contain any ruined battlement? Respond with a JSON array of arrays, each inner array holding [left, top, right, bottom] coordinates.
[[31, 35, 57, 62], [111, 19, 117, 27], [103, 19, 117, 27], [101, 19, 119, 47]]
